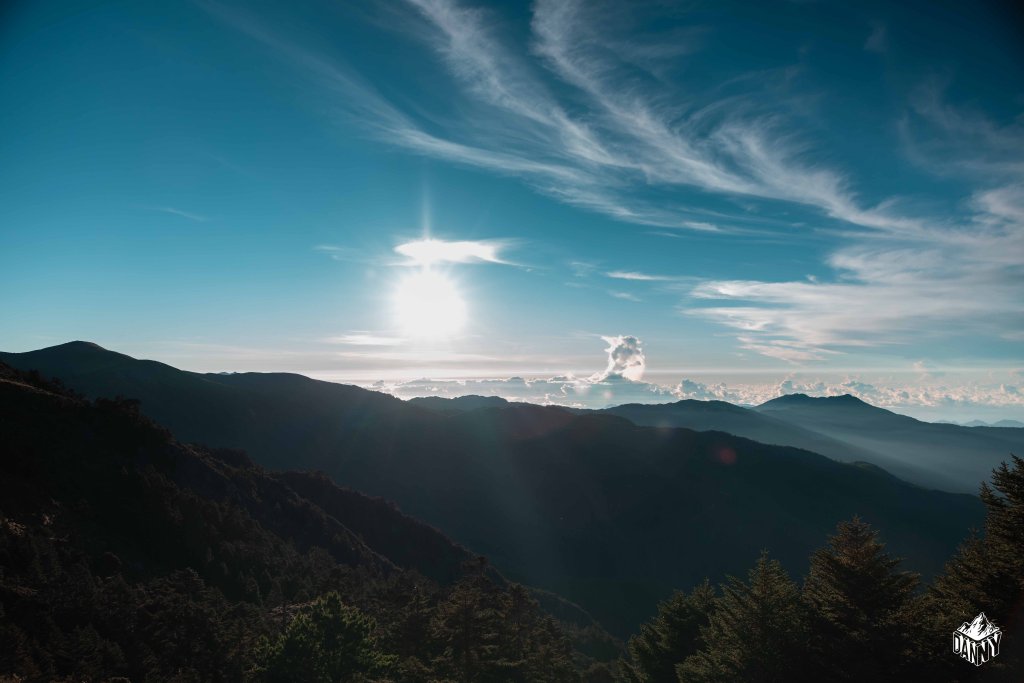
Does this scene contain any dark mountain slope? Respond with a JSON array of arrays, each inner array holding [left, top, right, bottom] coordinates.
[[2, 343, 986, 636], [756, 393, 1024, 493], [0, 341, 421, 472], [0, 360, 474, 592], [0, 363, 612, 679]]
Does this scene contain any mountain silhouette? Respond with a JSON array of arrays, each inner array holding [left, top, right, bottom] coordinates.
[[558, 394, 1024, 493], [592, 399, 879, 468], [409, 394, 513, 413], [0, 342, 988, 635], [754, 393, 1024, 493]]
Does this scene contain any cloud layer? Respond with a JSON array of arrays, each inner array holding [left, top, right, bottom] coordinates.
[[370, 335, 1024, 421]]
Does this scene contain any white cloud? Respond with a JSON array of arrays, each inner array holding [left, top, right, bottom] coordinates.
[[325, 334, 406, 347], [208, 2, 1024, 363], [605, 270, 677, 282], [688, 181, 1024, 361], [394, 238, 509, 266], [375, 367, 1024, 421], [209, 0, 919, 233], [594, 335, 646, 381]]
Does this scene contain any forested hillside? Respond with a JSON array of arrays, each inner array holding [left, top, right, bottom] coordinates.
[[0, 363, 615, 681]]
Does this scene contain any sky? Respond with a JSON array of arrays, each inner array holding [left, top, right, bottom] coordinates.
[[2, 0, 1023, 422]]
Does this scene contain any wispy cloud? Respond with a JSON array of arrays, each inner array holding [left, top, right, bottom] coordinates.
[[205, 1, 1023, 364], [683, 80, 1024, 362], [314, 244, 366, 262], [325, 333, 406, 347], [206, 0, 916, 233], [904, 80, 1024, 178], [606, 270, 678, 282], [688, 191, 1024, 359], [153, 206, 208, 222]]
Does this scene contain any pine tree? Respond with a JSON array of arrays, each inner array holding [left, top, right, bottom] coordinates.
[[926, 455, 1024, 681], [255, 591, 394, 682], [430, 571, 504, 681], [677, 553, 806, 683], [622, 580, 715, 682], [802, 517, 919, 681], [502, 583, 536, 680]]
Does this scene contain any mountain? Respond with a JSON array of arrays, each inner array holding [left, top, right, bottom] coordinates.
[[409, 394, 512, 413], [1, 342, 987, 635], [0, 361, 611, 680], [589, 395, 1024, 492], [596, 399, 879, 464], [962, 418, 1024, 428], [754, 394, 1024, 493], [0, 341, 412, 472]]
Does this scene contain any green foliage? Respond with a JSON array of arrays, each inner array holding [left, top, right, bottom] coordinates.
[[429, 562, 579, 683], [802, 517, 919, 681], [621, 581, 715, 683], [677, 553, 806, 683], [620, 456, 1024, 683], [922, 454, 1024, 681], [254, 592, 393, 682]]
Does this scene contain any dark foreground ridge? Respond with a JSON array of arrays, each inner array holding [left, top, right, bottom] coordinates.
[[0, 362, 616, 680]]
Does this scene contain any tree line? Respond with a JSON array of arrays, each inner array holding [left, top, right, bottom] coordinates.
[[621, 455, 1024, 682]]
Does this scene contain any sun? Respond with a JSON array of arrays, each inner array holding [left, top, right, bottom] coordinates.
[[394, 268, 467, 340]]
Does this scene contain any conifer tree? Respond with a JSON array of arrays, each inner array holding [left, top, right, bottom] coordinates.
[[802, 517, 919, 681], [926, 455, 1024, 681], [254, 591, 393, 682], [677, 553, 806, 683], [621, 580, 715, 682], [430, 567, 505, 681]]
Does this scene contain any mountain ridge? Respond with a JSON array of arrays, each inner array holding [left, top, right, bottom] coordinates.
[[0, 341, 989, 636]]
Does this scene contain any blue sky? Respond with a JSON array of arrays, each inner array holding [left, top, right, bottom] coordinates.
[[2, 0, 1022, 420]]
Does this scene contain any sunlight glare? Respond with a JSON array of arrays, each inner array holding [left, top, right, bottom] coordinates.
[[394, 269, 467, 340]]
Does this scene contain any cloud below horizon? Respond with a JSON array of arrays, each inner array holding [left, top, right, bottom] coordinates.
[[366, 335, 1024, 420]]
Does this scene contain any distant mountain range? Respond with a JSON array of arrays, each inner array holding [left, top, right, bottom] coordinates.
[[559, 393, 1021, 494], [0, 341, 994, 635], [960, 419, 1024, 428], [411, 391, 1024, 494]]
